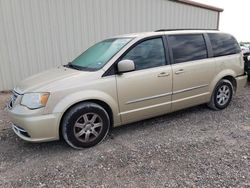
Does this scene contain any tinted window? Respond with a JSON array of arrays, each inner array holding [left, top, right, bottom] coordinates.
[[169, 34, 208, 64], [208, 33, 240, 57], [122, 38, 166, 70]]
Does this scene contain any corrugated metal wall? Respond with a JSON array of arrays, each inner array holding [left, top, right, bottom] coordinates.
[[0, 0, 219, 90]]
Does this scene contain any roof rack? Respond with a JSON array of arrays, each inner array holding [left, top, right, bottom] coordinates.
[[155, 28, 219, 32]]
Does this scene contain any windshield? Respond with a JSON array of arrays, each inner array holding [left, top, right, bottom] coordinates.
[[70, 38, 132, 70]]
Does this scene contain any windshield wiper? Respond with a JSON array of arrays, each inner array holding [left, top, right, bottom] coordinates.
[[64, 62, 98, 71], [64, 62, 83, 70]]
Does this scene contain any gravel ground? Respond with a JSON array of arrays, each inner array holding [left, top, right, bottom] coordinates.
[[1, 85, 250, 188]]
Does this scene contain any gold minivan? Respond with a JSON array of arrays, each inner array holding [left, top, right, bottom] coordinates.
[[7, 30, 247, 149]]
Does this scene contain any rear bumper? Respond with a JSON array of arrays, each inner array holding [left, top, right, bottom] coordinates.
[[235, 73, 248, 94]]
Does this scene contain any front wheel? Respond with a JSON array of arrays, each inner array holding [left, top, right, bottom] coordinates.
[[208, 79, 234, 110], [62, 102, 110, 149]]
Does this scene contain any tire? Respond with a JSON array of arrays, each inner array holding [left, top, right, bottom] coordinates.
[[247, 70, 250, 82], [62, 102, 110, 149], [208, 79, 234, 110]]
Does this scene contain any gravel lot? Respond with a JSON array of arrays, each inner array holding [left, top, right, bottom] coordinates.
[[1, 85, 250, 188]]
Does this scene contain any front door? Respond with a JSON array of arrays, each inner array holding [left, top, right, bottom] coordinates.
[[116, 37, 172, 124]]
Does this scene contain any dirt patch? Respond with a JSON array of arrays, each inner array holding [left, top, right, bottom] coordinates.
[[0, 93, 11, 133], [1, 86, 250, 187]]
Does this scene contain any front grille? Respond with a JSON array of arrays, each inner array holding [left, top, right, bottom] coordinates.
[[7, 90, 20, 110]]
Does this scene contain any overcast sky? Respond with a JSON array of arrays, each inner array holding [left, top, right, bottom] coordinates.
[[195, 0, 249, 42]]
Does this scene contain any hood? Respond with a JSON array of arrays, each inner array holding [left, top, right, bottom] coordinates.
[[15, 66, 93, 93]]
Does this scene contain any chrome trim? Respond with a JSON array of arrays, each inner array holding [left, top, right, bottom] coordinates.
[[13, 88, 22, 95], [5, 101, 11, 111], [173, 84, 208, 95], [126, 92, 172, 104], [6, 90, 21, 110], [12, 124, 31, 138], [12, 124, 27, 133]]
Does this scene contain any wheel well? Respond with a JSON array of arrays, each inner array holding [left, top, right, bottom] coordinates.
[[222, 76, 237, 92], [59, 100, 114, 140]]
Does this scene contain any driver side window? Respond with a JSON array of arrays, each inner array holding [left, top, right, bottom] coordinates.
[[122, 38, 166, 70]]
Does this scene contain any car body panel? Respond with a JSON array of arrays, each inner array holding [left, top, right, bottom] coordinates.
[[8, 111, 61, 142], [7, 30, 247, 143], [235, 74, 248, 94], [171, 58, 215, 111], [50, 77, 121, 127], [16, 66, 81, 93], [116, 65, 172, 124]]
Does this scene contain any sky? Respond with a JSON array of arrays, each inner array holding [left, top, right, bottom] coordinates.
[[194, 0, 249, 42]]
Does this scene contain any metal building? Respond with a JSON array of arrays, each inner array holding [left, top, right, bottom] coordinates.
[[0, 0, 223, 91]]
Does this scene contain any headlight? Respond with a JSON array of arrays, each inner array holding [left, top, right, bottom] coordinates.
[[21, 93, 50, 109]]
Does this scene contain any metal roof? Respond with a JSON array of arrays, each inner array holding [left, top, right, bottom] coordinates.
[[173, 0, 224, 12]]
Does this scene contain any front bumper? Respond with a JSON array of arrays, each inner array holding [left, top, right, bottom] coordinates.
[[8, 109, 62, 142], [235, 73, 248, 94]]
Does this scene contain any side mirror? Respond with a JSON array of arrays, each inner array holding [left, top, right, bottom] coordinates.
[[117, 60, 135, 73]]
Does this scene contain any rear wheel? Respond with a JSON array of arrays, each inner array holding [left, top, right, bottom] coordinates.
[[62, 102, 110, 149], [208, 79, 233, 110]]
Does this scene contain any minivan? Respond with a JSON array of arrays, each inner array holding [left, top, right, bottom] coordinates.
[[7, 30, 247, 149]]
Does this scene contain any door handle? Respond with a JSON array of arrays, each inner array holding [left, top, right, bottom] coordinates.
[[158, 72, 170, 77], [175, 69, 184, 74]]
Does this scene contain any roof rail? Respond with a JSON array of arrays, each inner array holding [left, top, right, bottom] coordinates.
[[155, 28, 219, 32]]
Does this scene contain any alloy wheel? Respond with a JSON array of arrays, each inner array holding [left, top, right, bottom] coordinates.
[[73, 113, 103, 143], [216, 85, 231, 106]]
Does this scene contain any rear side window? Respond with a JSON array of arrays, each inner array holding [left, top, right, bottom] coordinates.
[[169, 34, 208, 64], [208, 33, 240, 57]]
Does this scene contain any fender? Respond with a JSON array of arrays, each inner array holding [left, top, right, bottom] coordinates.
[[52, 90, 121, 126], [209, 69, 237, 93]]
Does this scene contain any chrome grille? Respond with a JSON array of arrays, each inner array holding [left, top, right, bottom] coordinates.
[[7, 90, 20, 109]]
